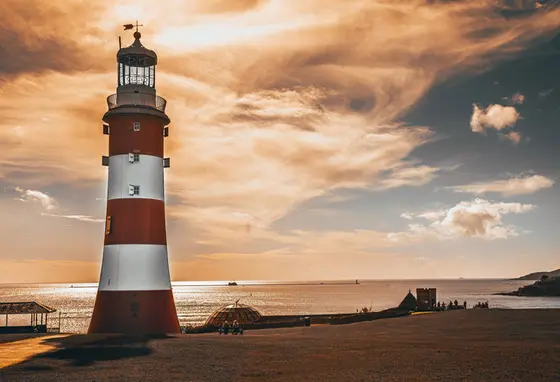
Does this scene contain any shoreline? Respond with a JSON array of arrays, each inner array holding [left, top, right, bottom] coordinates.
[[0, 277, 531, 287], [3, 279, 559, 334]]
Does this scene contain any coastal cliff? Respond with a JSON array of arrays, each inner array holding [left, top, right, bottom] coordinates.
[[514, 269, 560, 280], [498, 277, 560, 297]]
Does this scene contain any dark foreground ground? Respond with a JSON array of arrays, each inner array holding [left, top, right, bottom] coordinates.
[[1, 309, 560, 381]]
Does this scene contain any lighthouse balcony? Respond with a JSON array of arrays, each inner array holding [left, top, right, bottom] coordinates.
[[107, 93, 167, 113]]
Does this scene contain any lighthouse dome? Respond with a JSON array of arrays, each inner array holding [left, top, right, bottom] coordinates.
[[116, 32, 157, 88], [117, 31, 157, 64]]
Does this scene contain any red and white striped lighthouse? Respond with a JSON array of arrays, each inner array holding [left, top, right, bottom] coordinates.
[[89, 27, 180, 334]]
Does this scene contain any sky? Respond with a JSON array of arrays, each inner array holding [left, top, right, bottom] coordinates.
[[0, 0, 559, 283]]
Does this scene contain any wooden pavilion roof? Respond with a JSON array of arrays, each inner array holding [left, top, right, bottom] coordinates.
[[0, 301, 56, 315]]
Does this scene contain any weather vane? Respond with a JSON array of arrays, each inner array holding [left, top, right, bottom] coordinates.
[[123, 20, 143, 32]]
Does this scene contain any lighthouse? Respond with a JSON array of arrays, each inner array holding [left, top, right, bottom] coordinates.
[[89, 26, 180, 334]]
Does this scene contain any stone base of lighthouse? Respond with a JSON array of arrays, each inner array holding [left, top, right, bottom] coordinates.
[[88, 289, 180, 334]]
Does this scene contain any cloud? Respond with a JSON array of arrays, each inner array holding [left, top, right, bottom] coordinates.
[[391, 198, 536, 242], [191, 0, 267, 15], [447, 174, 555, 196], [13, 187, 57, 210], [505, 131, 522, 144], [538, 88, 554, 97], [165, 86, 437, 243], [11, 186, 104, 223], [400, 212, 413, 220], [0, 73, 110, 186], [41, 213, 105, 223], [511, 92, 525, 104], [502, 92, 525, 105], [494, 0, 546, 11], [0, 0, 110, 78], [470, 104, 520, 133], [377, 163, 440, 190], [470, 102, 524, 143], [417, 210, 447, 221]]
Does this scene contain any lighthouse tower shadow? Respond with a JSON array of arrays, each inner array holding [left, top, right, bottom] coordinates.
[[30, 334, 174, 367]]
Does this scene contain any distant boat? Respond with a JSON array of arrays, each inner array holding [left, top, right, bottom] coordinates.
[[228, 281, 238, 286]]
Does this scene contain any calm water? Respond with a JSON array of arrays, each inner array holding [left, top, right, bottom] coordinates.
[[1, 279, 559, 333]]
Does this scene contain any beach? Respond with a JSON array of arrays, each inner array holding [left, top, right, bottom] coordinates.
[[1, 309, 559, 381]]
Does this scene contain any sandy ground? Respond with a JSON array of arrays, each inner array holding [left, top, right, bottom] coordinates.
[[1, 309, 560, 381]]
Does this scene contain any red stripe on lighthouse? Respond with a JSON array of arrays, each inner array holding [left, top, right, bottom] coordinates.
[[89, 289, 179, 334], [106, 114, 165, 157], [104, 199, 167, 245]]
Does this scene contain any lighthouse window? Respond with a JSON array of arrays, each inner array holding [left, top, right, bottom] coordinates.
[[128, 153, 140, 162], [133, 122, 141, 131], [128, 153, 140, 163], [105, 216, 112, 235], [129, 185, 140, 196]]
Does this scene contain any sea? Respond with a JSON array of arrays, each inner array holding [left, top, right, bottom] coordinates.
[[1, 279, 559, 334]]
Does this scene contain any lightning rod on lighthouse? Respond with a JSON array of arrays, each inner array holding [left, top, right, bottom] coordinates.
[[89, 26, 180, 334]]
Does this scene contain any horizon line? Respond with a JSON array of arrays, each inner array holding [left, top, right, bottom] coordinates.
[[0, 276, 526, 287]]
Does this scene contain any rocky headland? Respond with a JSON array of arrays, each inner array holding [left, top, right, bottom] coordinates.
[[498, 276, 560, 297], [513, 268, 560, 281]]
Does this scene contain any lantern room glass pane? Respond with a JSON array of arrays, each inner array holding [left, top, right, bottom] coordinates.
[[118, 63, 123, 86], [124, 65, 130, 85], [137, 67, 144, 85], [130, 66, 138, 84], [139, 66, 149, 86]]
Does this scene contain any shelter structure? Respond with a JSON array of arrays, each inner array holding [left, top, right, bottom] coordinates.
[[205, 302, 262, 327], [398, 290, 418, 311], [0, 301, 59, 334]]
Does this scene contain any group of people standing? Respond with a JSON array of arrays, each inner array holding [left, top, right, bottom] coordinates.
[[219, 320, 244, 335], [436, 300, 467, 310]]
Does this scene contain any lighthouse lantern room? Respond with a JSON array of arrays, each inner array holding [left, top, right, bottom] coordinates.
[[89, 27, 180, 334]]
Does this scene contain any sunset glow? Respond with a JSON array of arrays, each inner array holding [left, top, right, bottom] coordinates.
[[1, 0, 559, 283]]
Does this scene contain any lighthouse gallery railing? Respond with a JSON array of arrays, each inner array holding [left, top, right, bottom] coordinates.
[[106, 93, 167, 113]]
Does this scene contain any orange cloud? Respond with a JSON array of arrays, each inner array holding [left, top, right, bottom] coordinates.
[[448, 174, 555, 196], [391, 198, 536, 242]]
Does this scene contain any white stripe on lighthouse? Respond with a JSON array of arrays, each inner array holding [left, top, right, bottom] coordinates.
[[107, 154, 164, 201], [98, 244, 172, 291]]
